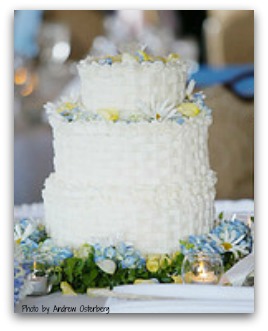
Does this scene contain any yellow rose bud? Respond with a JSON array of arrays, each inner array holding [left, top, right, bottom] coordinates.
[[111, 55, 122, 62], [146, 259, 160, 273], [65, 102, 76, 110], [159, 255, 172, 268], [97, 108, 119, 122], [171, 275, 183, 284], [57, 102, 77, 113], [146, 254, 161, 261], [167, 53, 180, 62], [177, 103, 200, 117]]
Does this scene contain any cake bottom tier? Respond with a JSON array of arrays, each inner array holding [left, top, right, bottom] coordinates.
[[42, 174, 216, 254]]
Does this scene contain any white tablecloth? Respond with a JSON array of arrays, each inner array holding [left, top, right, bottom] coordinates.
[[14, 199, 254, 314], [14, 284, 254, 314]]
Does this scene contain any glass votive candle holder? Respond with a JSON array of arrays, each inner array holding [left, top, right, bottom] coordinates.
[[181, 252, 223, 285], [27, 261, 52, 296], [28, 273, 51, 296]]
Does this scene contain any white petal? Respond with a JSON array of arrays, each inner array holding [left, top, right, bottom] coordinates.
[[233, 233, 246, 245], [162, 107, 178, 122], [14, 224, 22, 240], [96, 259, 116, 275], [229, 230, 237, 243], [21, 223, 35, 241], [186, 79, 196, 97]]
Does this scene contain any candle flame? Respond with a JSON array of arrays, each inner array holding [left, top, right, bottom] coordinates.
[[198, 261, 205, 274]]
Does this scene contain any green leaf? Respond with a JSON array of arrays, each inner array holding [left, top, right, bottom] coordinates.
[[63, 257, 82, 283], [82, 268, 99, 288]]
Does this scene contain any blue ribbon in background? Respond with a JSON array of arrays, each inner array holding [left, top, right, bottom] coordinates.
[[192, 64, 254, 100], [14, 10, 43, 58]]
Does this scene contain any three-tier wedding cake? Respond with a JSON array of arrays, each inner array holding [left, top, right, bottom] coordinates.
[[42, 51, 216, 253]]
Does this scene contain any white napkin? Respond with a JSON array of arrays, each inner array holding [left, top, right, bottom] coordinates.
[[220, 253, 254, 286]]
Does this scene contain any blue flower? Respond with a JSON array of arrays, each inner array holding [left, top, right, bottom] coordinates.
[[98, 57, 113, 65], [103, 246, 116, 259], [180, 234, 216, 255], [208, 220, 252, 259], [191, 92, 212, 117], [180, 219, 253, 260], [120, 256, 137, 269], [26, 239, 73, 266], [116, 242, 128, 256], [177, 117, 185, 125], [93, 243, 105, 263], [14, 259, 32, 305], [92, 242, 145, 270]]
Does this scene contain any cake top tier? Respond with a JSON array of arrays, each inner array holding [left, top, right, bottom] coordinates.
[[77, 51, 188, 114]]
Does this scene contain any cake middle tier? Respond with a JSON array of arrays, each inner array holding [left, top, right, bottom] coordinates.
[[51, 116, 213, 186]]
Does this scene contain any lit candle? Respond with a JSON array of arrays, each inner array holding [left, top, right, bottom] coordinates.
[[191, 261, 218, 285], [182, 252, 223, 285], [29, 274, 49, 295], [33, 260, 37, 273], [28, 261, 51, 296]]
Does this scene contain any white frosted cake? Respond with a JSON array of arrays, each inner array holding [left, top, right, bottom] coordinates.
[[43, 51, 216, 254]]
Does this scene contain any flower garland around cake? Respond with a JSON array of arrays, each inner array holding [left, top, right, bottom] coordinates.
[[13, 213, 254, 302], [45, 81, 211, 124]]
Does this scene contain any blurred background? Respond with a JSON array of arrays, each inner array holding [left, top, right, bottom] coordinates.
[[14, 10, 254, 205]]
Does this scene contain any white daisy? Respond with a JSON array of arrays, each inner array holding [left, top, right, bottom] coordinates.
[[209, 228, 250, 259], [14, 221, 35, 244], [137, 98, 177, 122]]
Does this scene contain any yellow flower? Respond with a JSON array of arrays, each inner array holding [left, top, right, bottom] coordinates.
[[60, 282, 77, 296], [57, 102, 77, 113], [167, 53, 180, 62], [134, 279, 159, 285], [97, 108, 119, 122], [171, 275, 183, 284], [147, 254, 161, 260], [64, 102, 77, 110], [111, 55, 122, 62], [154, 56, 167, 63], [177, 103, 200, 117], [159, 255, 172, 268], [136, 50, 153, 62], [146, 259, 160, 273]]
